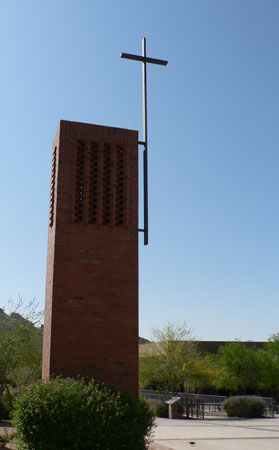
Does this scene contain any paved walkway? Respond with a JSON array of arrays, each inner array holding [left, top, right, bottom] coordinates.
[[149, 417, 279, 450]]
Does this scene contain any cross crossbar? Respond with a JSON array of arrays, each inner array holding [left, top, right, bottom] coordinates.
[[121, 52, 168, 66]]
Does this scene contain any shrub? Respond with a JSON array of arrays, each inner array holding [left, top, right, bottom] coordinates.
[[145, 398, 184, 418], [223, 396, 265, 418], [0, 391, 15, 419], [145, 399, 169, 418], [0, 396, 8, 420], [13, 377, 154, 450]]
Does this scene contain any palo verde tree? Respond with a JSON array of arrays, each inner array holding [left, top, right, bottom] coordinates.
[[139, 321, 207, 394]]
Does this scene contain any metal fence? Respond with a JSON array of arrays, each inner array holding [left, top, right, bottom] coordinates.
[[180, 398, 205, 419], [141, 389, 227, 404], [140, 389, 275, 418]]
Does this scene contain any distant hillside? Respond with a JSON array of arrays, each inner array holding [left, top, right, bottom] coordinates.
[[0, 311, 149, 346], [0, 308, 42, 333], [139, 337, 151, 345], [5, 314, 265, 355], [138, 338, 267, 354]]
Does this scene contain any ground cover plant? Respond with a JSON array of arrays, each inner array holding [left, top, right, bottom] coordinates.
[[13, 377, 154, 450], [223, 396, 265, 418]]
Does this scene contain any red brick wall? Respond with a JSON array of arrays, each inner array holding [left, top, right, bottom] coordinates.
[[42, 120, 139, 398]]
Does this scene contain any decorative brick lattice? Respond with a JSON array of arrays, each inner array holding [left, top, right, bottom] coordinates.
[[89, 142, 99, 224], [73, 141, 129, 227], [102, 144, 112, 225], [74, 139, 86, 223], [115, 145, 125, 226], [49, 146, 57, 227]]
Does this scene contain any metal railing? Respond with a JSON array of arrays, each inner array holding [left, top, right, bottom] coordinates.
[[180, 398, 205, 419], [141, 390, 275, 418], [141, 389, 227, 404]]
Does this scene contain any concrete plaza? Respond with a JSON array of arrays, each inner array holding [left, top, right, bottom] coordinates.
[[149, 416, 279, 450]]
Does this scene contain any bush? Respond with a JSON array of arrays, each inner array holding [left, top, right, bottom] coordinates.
[[0, 391, 15, 419], [13, 377, 154, 450], [145, 398, 184, 418], [145, 399, 169, 418], [223, 396, 265, 418], [0, 396, 8, 420]]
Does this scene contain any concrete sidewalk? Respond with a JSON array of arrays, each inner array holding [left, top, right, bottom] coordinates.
[[149, 416, 279, 450]]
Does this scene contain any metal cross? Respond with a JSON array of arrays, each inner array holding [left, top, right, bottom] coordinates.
[[121, 38, 168, 245]]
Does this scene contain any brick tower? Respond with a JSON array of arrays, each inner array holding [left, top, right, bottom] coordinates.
[[42, 120, 139, 397]]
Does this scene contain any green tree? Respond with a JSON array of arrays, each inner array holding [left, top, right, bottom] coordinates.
[[258, 334, 279, 394], [1, 325, 42, 388], [139, 321, 206, 394], [0, 299, 43, 394], [213, 341, 265, 392]]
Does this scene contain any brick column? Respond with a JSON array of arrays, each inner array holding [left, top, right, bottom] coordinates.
[[42, 120, 139, 398]]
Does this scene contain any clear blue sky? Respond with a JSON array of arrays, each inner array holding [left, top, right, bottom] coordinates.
[[1, 0, 278, 341]]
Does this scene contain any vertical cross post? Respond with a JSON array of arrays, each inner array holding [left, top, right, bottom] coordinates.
[[142, 38, 148, 246], [121, 38, 168, 245]]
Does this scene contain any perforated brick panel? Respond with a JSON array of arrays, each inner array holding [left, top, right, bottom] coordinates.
[[42, 120, 139, 398]]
